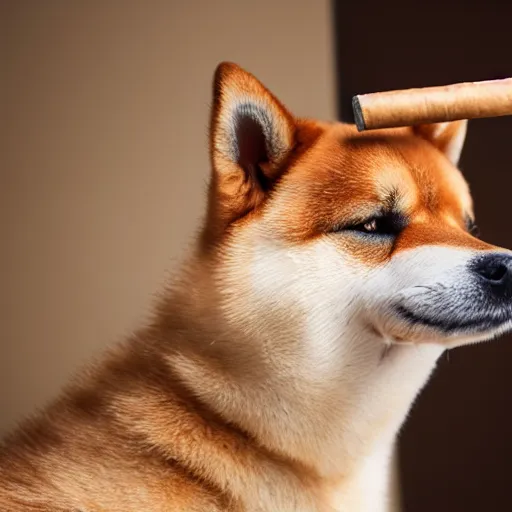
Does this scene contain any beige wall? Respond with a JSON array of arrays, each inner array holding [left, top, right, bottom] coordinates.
[[1, 0, 335, 432], [1, 3, 403, 509]]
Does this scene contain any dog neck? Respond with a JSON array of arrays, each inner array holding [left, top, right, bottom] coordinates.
[[169, 321, 442, 472], [159, 263, 443, 509]]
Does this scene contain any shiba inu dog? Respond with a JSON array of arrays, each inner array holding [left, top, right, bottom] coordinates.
[[1, 62, 512, 512]]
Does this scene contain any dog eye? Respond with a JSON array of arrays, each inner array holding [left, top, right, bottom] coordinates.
[[467, 218, 480, 238], [361, 219, 378, 233], [345, 214, 405, 237]]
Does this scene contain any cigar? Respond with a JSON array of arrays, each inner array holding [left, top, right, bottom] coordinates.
[[352, 78, 512, 131]]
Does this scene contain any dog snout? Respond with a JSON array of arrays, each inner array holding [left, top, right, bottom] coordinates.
[[471, 253, 512, 299]]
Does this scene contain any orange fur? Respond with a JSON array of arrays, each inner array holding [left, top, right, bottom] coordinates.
[[1, 62, 510, 512]]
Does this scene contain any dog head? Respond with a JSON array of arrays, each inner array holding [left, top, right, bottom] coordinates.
[[200, 62, 512, 359]]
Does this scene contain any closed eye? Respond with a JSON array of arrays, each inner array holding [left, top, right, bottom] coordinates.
[[333, 212, 407, 237], [466, 217, 480, 238]]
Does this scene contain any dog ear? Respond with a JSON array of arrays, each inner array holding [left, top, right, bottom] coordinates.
[[413, 120, 467, 166], [206, 62, 296, 234]]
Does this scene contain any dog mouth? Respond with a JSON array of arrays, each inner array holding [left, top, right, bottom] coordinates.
[[375, 252, 512, 342], [394, 304, 512, 334]]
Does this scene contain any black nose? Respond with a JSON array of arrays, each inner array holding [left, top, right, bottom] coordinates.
[[471, 253, 512, 297]]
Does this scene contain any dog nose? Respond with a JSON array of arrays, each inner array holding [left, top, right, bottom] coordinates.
[[471, 253, 512, 296]]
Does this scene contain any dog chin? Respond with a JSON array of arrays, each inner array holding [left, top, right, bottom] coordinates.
[[385, 304, 512, 348]]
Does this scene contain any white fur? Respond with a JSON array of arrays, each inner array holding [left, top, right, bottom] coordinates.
[[174, 205, 512, 510], [197, 218, 510, 510]]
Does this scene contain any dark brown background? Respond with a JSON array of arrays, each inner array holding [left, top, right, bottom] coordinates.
[[333, 1, 512, 510]]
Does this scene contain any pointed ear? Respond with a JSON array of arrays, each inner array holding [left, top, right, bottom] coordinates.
[[413, 120, 468, 165], [207, 62, 296, 230]]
